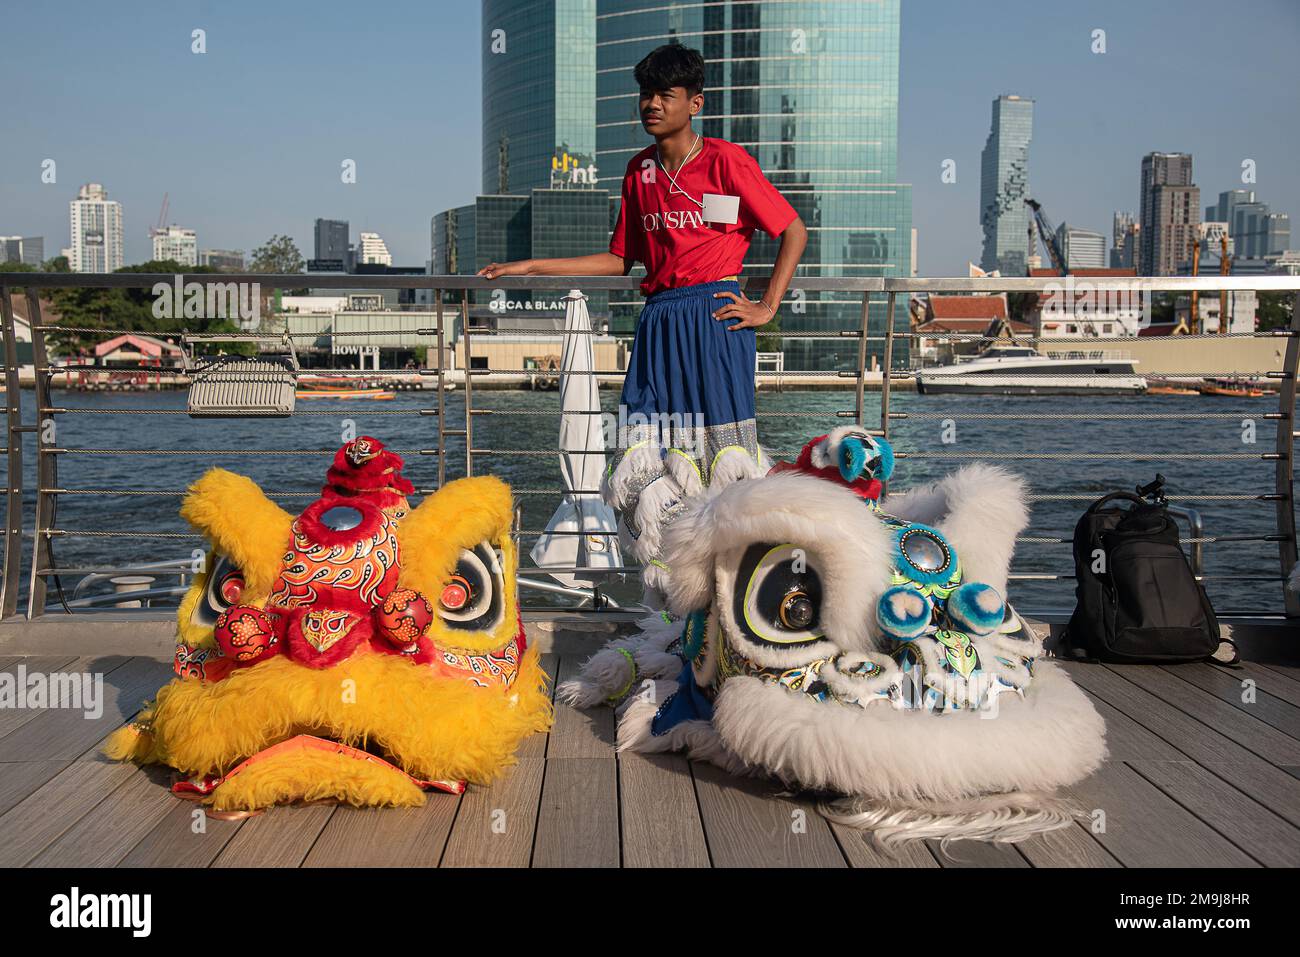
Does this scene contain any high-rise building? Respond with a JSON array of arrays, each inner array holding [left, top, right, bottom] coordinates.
[[1110, 212, 1138, 269], [151, 225, 198, 266], [1055, 224, 1106, 270], [596, 0, 913, 368], [199, 249, 246, 271], [1139, 152, 1199, 276], [314, 218, 351, 269], [357, 231, 393, 266], [1205, 189, 1291, 260], [482, 0, 596, 195], [979, 95, 1034, 277], [0, 236, 44, 267], [69, 183, 124, 273]]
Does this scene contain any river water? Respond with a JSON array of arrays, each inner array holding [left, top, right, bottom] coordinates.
[[13, 386, 1291, 615]]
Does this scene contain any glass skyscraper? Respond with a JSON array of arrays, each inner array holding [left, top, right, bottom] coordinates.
[[595, 0, 912, 368], [979, 94, 1034, 276]]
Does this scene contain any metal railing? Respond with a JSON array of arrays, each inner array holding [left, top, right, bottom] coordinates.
[[2, 271, 1299, 621]]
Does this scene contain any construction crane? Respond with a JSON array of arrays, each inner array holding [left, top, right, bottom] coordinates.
[[1218, 231, 1233, 335], [1024, 198, 1068, 276], [150, 193, 169, 238]]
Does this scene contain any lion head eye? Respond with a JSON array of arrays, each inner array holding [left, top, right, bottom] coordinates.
[[190, 553, 244, 627], [438, 542, 505, 632], [733, 543, 824, 647]]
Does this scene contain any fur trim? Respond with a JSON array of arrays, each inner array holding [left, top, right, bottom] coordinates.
[[711, 660, 1106, 803], [602, 442, 664, 511], [660, 473, 897, 652], [180, 469, 294, 597], [818, 790, 1083, 848], [613, 679, 755, 777], [707, 445, 765, 488], [112, 644, 552, 785], [947, 582, 1005, 636], [882, 463, 1030, 595], [209, 738, 428, 811], [556, 613, 682, 706]]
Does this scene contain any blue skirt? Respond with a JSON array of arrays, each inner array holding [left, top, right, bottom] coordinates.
[[618, 280, 759, 482]]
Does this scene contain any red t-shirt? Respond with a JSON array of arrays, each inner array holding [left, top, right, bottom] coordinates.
[[609, 137, 798, 296]]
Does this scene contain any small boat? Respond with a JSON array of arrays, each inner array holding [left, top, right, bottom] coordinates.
[[915, 345, 1146, 396], [1146, 379, 1199, 396], [1198, 378, 1267, 398]]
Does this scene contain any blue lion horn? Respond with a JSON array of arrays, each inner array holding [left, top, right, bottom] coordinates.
[[838, 434, 895, 484]]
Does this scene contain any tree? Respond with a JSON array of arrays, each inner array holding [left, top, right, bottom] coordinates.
[[249, 235, 304, 274], [1257, 291, 1295, 332]]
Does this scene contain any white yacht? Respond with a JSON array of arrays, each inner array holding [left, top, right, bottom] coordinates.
[[915, 345, 1146, 396]]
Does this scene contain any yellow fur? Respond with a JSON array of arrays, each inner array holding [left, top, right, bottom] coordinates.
[[179, 469, 293, 598], [399, 475, 520, 654], [209, 747, 428, 811], [126, 645, 552, 784]]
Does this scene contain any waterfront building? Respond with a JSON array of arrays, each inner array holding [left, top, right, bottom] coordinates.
[[912, 295, 1028, 364], [1056, 224, 1106, 270], [1028, 267, 1145, 338], [151, 225, 198, 266], [979, 95, 1034, 278], [314, 218, 352, 271], [1139, 152, 1199, 276], [357, 231, 393, 266], [0, 235, 44, 266], [69, 183, 124, 273], [199, 249, 245, 271]]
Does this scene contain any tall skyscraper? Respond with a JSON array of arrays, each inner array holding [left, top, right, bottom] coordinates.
[[0, 236, 44, 267], [151, 225, 198, 266], [1205, 189, 1291, 260], [314, 218, 351, 268], [1110, 211, 1138, 269], [1055, 224, 1106, 270], [1139, 152, 1199, 276], [482, 0, 596, 195], [69, 183, 124, 273], [979, 95, 1034, 277], [357, 231, 393, 266], [595, 0, 913, 368]]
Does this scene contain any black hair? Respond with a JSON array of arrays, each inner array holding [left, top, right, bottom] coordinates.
[[634, 44, 705, 96]]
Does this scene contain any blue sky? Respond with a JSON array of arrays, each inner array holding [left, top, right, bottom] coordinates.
[[2, 0, 1296, 275]]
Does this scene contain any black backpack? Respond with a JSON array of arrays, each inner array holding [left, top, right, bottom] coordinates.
[[1062, 476, 1228, 664]]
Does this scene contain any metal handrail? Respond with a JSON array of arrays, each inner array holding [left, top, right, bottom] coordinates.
[[3, 272, 1298, 621]]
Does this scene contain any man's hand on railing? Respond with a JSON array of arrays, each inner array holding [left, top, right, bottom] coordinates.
[[477, 260, 533, 280]]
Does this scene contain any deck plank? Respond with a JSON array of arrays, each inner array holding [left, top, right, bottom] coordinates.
[[0, 656, 170, 762], [1081, 690, 1186, 762], [0, 655, 83, 741], [0, 760, 72, 817], [117, 798, 247, 867], [1062, 662, 1300, 829], [0, 758, 138, 866], [620, 752, 710, 868], [441, 759, 544, 868], [302, 794, 461, 867], [1105, 663, 1300, 765], [1127, 759, 1300, 868], [1229, 661, 1300, 709], [930, 838, 1029, 867], [30, 766, 179, 867], [1063, 761, 1258, 867], [1160, 663, 1300, 741], [211, 806, 336, 868], [831, 824, 940, 867], [531, 756, 619, 867], [1016, 824, 1123, 868], [547, 655, 616, 759], [692, 763, 846, 868]]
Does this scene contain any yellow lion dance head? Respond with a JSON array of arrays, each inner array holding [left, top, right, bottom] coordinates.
[[107, 436, 551, 813]]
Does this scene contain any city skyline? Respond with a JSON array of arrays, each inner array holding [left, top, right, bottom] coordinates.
[[2, 0, 1297, 274]]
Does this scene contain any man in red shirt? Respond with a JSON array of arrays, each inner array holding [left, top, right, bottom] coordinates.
[[480, 44, 807, 603]]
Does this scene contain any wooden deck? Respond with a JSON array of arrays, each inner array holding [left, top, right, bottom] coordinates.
[[1, 651, 1298, 867]]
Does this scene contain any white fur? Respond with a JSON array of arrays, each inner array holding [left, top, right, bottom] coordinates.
[[711, 660, 1107, 804], [615, 679, 755, 777], [819, 790, 1083, 848], [883, 463, 1030, 595], [809, 424, 875, 470], [660, 472, 897, 652], [709, 445, 766, 488], [556, 612, 680, 705]]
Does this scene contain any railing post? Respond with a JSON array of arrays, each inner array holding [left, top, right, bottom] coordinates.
[[25, 290, 54, 618], [1277, 290, 1300, 616], [0, 288, 24, 619], [880, 290, 897, 439], [461, 291, 473, 477], [434, 290, 446, 489], [854, 291, 869, 426]]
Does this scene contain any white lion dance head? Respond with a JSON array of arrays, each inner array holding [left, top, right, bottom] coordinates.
[[563, 426, 1107, 847]]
